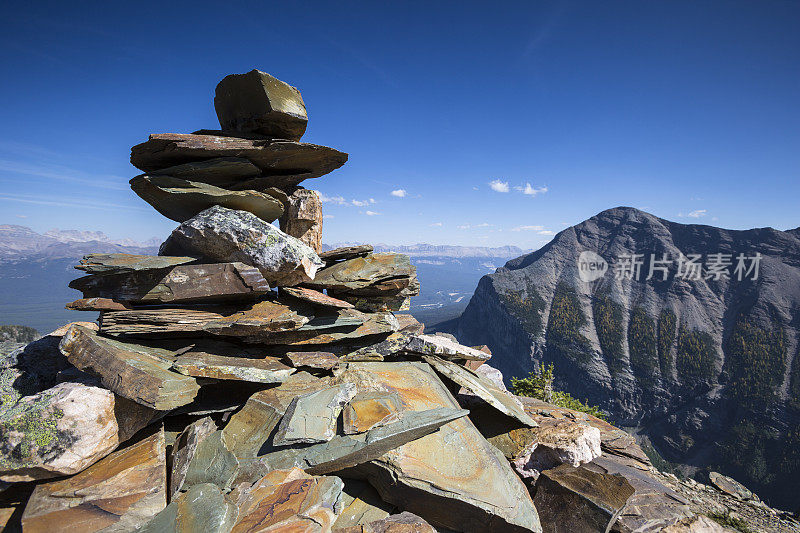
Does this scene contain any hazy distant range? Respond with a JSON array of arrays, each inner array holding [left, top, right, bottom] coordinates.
[[0, 225, 524, 333]]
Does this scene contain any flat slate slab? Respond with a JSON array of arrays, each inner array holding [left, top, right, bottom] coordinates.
[[343, 390, 403, 434], [273, 383, 357, 446], [65, 297, 130, 311], [130, 133, 347, 188], [21, 429, 167, 533], [70, 262, 271, 304], [334, 362, 541, 533], [281, 286, 354, 309], [405, 334, 492, 361], [150, 156, 260, 185], [137, 483, 236, 533], [422, 354, 537, 427], [285, 351, 341, 370], [306, 253, 417, 296], [75, 253, 196, 275], [319, 245, 374, 264], [59, 325, 200, 410], [159, 205, 323, 287], [130, 175, 284, 222], [172, 352, 294, 383], [247, 309, 398, 346]]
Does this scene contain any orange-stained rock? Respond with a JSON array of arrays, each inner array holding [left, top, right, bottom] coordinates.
[[66, 298, 131, 311], [343, 390, 402, 434], [281, 286, 354, 309], [21, 429, 167, 532], [336, 511, 436, 533], [227, 468, 343, 533]]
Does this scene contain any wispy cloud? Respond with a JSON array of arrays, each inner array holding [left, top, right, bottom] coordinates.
[[679, 209, 707, 218], [0, 193, 148, 212], [457, 222, 493, 230], [390, 189, 407, 198], [365, 210, 380, 216], [319, 193, 348, 205], [429, 222, 443, 227], [323, 214, 334, 219], [511, 225, 545, 232], [514, 183, 548, 196], [538, 230, 555, 235], [489, 179, 510, 193], [0, 159, 129, 191]]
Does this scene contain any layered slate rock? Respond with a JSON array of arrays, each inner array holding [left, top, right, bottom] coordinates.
[[280, 286, 354, 309], [343, 390, 403, 434], [335, 362, 541, 533], [59, 325, 199, 410], [227, 468, 343, 532], [172, 352, 294, 383], [221, 373, 334, 458], [170, 417, 217, 497], [20, 429, 167, 532], [75, 253, 195, 275], [422, 354, 537, 427], [708, 472, 754, 501], [214, 69, 308, 140], [249, 309, 398, 346], [130, 133, 347, 189], [273, 382, 357, 446], [237, 408, 468, 480], [65, 297, 130, 311], [337, 512, 436, 533], [137, 483, 237, 533], [278, 187, 323, 252], [405, 334, 492, 361], [70, 262, 270, 304], [150, 157, 260, 185], [130, 175, 284, 222], [0, 382, 156, 482], [319, 244, 373, 265], [285, 351, 341, 370], [159, 205, 323, 286], [307, 253, 417, 296], [98, 300, 308, 338], [332, 479, 394, 530]]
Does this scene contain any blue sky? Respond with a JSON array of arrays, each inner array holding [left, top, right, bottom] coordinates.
[[1, 1, 798, 249]]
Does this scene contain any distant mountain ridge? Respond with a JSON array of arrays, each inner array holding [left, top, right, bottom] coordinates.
[[0, 225, 159, 260], [448, 206, 800, 509]]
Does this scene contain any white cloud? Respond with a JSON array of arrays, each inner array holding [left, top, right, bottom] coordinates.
[[351, 199, 369, 207], [687, 209, 707, 218], [489, 179, 510, 193], [511, 225, 545, 232], [457, 224, 470, 230], [475, 222, 491, 228], [516, 183, 548, 196], [538, 230, 555, 235], [391, 189, 407, 198], [370, 198, 376, 204], [323, 214, 334, 219], [430, 222, 443, 227], [365, 210, 380, 216], [457, 223, 493, 230], [319, 193, 347, 205]]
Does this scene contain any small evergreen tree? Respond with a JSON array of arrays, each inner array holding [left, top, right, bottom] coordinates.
[[511, 363, 607, 420]]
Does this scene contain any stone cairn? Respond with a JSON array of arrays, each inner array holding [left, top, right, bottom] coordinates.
[[0, 71, 739, 533]]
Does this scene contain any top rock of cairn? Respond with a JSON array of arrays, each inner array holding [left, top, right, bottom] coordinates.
[[2, 69, 751, 533], [214, 69, 308, 140]]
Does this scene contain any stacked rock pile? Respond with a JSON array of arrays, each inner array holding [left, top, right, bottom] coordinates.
[[0, 71, 754, 533]]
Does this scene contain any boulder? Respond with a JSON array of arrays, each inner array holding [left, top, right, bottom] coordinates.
[[70, 262, 271, 304], [278, 187, 323, 252], [273, 383, 357, 446], [136, 483, 236, 533], [335, 362, 541, 533], [320, 244, 373, 265], [0, 382, 156, 482], [512, 418, 602, 478], [172, 352, 294, 383], [422, 354, 536, 427], [75, 253, 195, 275], [20, 429, 167, 532], [306, 253, 417, 296], [59, 325, 199, 410], [708, 471, 754, 501], [150, 156, 260, 185], [159, 205, 323, 286], [227, 468, 343, 532], [214, 69, 308, 140], [130, 133, 347, 189], [130, 175, 284, 222], [336, 512, 436, 533], [280, 286, 354, 309], [405, 334, 491, 361]]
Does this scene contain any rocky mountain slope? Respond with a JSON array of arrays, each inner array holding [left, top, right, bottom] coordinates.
[[452, 206, 800, 510]]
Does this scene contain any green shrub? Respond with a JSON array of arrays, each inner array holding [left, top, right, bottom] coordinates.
[[676, 327, 716, 381], [657, 310, 676, 379], [499, 283, 546, 337], [511, 363, 606, 420], [628, 307, 659, 384], [546, 284, 591, 363], [726, 319, 786, 406], [592, 293, 625, 374]]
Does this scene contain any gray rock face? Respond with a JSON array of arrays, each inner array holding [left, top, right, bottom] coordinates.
[[159, 205, 323, 286], [273, 382, 357, 445], [452, 206, 800, 509], [214, 69, 308, 140]]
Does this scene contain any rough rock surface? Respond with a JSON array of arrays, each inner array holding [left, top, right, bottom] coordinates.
[[172, 352, 294, 383], [214, 69, 308, 140], [130, 175, 284, 222], [273, 382, 357, 445], [279, 187, 323, 252], [320, 244, 373, 265], [137, 483, 237, 533], [75, 253, 195, 274], [307, 253, 417, 296], [405, 334, 491, 361], [20, 428, 167, 532], [336, 511, 436, 533], [281, 286, 355, 309], [159, 205, 323, 286], [150, 157, 260, 185]]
